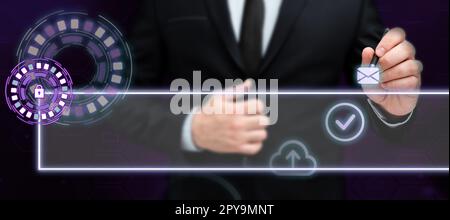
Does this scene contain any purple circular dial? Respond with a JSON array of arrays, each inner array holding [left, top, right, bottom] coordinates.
[[17, 11, 132, 125]]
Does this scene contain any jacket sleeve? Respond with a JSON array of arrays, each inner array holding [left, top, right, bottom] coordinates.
[[109, 0, 186, 161]]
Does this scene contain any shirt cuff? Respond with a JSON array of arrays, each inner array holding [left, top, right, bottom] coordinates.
[[367, 99, 414, 128], [181, 107, 203, 152]]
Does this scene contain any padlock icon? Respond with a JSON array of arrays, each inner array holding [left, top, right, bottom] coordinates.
[[34, 84, 45, 99]]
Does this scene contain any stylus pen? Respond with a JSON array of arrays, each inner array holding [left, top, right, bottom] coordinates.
[[370, 28, 390, 66]]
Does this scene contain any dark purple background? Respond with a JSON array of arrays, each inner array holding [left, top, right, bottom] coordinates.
[[0, 0, 448, 199]]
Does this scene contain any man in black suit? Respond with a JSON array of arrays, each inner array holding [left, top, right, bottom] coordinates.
[[129, 0, 422, 199]]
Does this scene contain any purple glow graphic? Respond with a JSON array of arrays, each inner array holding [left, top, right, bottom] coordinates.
[[17, 11, 132, 125], [5, 58, 73, 125]]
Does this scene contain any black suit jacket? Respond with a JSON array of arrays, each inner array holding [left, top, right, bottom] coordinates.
[[132, 0, 384, 87], [122, 0, 386, 199]]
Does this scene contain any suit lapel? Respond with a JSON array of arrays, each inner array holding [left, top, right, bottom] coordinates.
[[260, 0, 308, 74], [205, 0, 245, 72]]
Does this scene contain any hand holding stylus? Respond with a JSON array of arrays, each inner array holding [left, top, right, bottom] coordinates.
[[362, 27, 423, 116]]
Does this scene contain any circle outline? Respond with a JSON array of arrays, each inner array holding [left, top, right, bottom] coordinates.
[[4, 58, 73, 125], [16, 11, 133, 125], [325, 102, 366, 143]]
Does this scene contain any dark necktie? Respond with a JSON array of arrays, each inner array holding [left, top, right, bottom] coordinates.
[[239, 0, 265, 78]]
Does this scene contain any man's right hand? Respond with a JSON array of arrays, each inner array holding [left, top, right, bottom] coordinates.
[[191, 80, 269, 155]]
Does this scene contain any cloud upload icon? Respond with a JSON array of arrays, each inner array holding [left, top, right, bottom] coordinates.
[[270, 140, 318, 176]]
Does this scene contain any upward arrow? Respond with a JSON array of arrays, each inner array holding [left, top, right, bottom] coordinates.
[[285, 151, 301, 168]]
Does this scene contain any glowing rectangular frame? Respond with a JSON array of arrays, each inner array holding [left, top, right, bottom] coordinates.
[[37, 90, 450, 173]]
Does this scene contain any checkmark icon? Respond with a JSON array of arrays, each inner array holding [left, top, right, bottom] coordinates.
[[335, 114, 356, 131]]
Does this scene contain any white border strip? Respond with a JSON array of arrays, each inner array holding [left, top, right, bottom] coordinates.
[[70, 90, 449, 95], [38, 168, 449, 172], [37, 90, 450, 173]]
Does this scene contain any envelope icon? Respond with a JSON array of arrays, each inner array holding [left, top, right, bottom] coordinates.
[[357, 66, 380, 85]]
